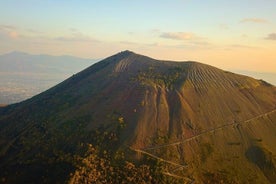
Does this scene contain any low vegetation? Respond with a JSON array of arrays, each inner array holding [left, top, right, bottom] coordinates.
[[135, 66, 186, 89], [68, 144, 185, 184]]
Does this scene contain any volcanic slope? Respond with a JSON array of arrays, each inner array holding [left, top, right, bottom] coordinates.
[[0, 51, 276, 183]]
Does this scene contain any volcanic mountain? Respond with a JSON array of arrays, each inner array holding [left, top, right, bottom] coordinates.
[[0, 51, 276, 183]]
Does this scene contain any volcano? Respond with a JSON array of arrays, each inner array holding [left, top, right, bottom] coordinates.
[[0, 51, 276, 183]]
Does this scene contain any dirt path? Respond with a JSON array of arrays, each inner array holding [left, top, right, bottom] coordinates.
[[143, 109, 276, 151], [130, 147, 188, 168], [130, 147, 194, 183]]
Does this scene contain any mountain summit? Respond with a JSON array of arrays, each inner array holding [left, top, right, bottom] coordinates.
[[0, 51, 276, 183]]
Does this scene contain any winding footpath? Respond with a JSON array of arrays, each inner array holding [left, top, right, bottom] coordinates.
[[143, 109, 276, 151]]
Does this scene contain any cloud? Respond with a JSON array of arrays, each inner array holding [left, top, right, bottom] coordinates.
[[119, 41, 163, 47], [0, 25, 19, 39], [27, 29, 44, 34], [69, 28, 79, 33], [8, 31, 18, 39], [265, 33, 276, 40], [240, 18, 267, 23], [151, 29, 161, 33], [229, 44, 258, 49], [190, 41, 212, 46], [55, 31, 98, 43], [160, 32, 199, 40], [120, 41, 137, 45], [222, 44, 260, 51], [54, 28, 100, 42], [0, 25, 16, 31], [219, 24, 229, 30]]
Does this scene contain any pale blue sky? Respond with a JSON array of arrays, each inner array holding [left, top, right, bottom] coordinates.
[[0, 0, 275, 71]]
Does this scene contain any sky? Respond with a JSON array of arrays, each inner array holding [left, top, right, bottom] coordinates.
[[0, 0, 276, 72]]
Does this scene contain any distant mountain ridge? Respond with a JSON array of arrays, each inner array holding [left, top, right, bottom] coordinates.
[[233, 70, 276, 86], [0, 51, 275, 183], [0, 51, 98, 104], [0, 51, 95, 73]]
